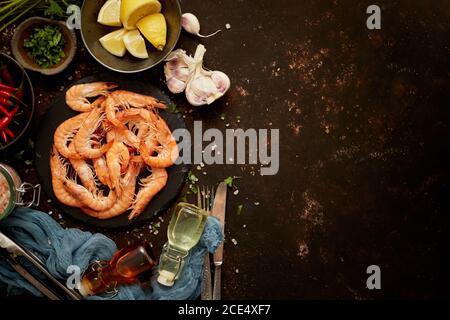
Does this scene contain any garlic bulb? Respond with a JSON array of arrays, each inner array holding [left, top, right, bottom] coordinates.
[[164, 49, 195, 94], [181, 13, 221, 38], [185, 45, 230, 106], [164, 44, 230, 106]]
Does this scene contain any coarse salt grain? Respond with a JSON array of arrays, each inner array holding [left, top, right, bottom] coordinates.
[[225, 23, 231, 29], [231, 238, 238, 245], [233, 189, 239, 195]]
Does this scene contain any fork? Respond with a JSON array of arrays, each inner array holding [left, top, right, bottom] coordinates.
[[198, 185, 214, 300]]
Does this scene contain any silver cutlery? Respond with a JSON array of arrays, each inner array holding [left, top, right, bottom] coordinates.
[[211, 182, 227, 300], [0, 231, 81, 300], [199, 186, 214, 300]]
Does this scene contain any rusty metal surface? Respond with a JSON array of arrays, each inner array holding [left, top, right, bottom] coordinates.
[[1, 0, 449, 299]]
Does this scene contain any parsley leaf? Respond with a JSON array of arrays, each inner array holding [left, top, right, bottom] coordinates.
[[168, 103, 183, 114], [224, 176, 241, 188], [187, 171, 199, 183]]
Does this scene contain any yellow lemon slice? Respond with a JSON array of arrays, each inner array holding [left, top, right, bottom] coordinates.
[[120, 0, 161, 30], [137, 13, 166, 51], [123, 30, 149, 59], [97, 0, 122, 27], [99, 28, 128, 57]]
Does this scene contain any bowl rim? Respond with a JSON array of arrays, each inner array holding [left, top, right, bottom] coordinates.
[[0, 53, 35, 152], [80, 0, 182, 74], [10, 16, 77, 76]]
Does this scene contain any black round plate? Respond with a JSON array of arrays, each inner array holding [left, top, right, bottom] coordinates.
[[35, 76, 189, 229]]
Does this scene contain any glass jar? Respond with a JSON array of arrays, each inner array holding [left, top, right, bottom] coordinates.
[[0, 163, 41, 220], [157, 203, 208, 287]]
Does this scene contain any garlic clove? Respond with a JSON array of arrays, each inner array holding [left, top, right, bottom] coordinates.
[[211, 71, 231, 94], [165, 58, 188, 70], [167, 77, 187, 94], [181, 13, 221, 38], [172, 67, 191, 82]]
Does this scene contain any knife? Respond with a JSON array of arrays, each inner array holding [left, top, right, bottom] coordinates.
[[5, 254, 61, 300], [0, 231, 81, 300], [200, 253, 212, 300], [211, 182, 227, 300]]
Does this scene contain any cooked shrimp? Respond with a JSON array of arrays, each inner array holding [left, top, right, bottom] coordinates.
[[106, 141, 130, 194], [140, 116, 179, 168], [62, 177, 117, 212], [73, 106, 113, 158], [68, 142, 97, 192], [93, 156, 112, 188], [50, 146, 83, 208], [104, 90, 166, 128], [128, 167, 168, 220], [66, 82, 116, 112], [53, 112, 89, 159], [82, 162, 142, 219]]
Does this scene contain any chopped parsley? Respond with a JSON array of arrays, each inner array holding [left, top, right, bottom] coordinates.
[[24, 25, 66, 68]]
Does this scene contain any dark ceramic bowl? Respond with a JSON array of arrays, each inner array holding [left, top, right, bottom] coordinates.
[[11, 17, 77, 76], [0, 53, 35, 152], [81, 0, 181, 73]]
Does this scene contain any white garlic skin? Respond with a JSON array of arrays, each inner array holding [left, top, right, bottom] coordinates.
[[185, 45, 231, 106], [164, 44, 231, 106], [164, 49, 195, 94]]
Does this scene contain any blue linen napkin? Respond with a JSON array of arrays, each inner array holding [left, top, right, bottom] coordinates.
[[0, 208, 223, 300]]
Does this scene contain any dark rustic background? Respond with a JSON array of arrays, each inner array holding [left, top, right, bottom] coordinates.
[[1, 0, 449, 299]]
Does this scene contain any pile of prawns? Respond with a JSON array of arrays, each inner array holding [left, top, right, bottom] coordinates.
[[50, 82, 178, 220]]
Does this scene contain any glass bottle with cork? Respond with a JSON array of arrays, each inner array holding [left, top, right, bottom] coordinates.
[[78, 241, 156, 297]]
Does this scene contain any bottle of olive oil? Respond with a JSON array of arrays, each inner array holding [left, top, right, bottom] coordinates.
[[157, 203, 208, 287]]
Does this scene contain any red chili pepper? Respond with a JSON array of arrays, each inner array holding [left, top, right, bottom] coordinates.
[[0, 106, 18, 130], [0, 98, 13, 107], [15, 89, 23, 101], [0, 83, 17, 92], [1, 131, 7, 143], [5, 127, 14, 139], [0, 89, 26, 108], [0, 89, 13, 99], [0, 104, 11, 115], [1, 66, 14, 86]]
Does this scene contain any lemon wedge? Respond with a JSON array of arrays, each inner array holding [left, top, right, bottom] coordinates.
[[99, 28, 128, 57], [137, 13, 166, 51], [97, 0, 122, 27], [120, 0, 161, 30], [123, 30, 149, 59]]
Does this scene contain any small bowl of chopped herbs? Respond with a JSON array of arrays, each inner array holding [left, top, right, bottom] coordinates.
[[11, 17, 77, 75]]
